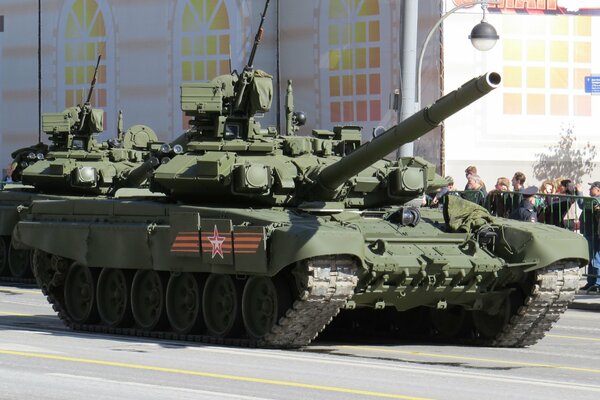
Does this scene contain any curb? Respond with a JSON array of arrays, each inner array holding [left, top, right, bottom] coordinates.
[[569, 300, 600, 311]]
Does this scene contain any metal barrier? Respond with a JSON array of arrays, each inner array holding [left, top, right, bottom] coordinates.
[[438, 190, 599, 234]]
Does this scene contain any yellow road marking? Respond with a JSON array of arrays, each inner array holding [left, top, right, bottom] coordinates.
[[0, 349, 431, 400], [0, 311, 34, 317], [339, 346, 600, 374], [547, 334, 600, 342]]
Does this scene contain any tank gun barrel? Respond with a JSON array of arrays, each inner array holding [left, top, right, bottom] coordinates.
[[317, 72, 501, 192]]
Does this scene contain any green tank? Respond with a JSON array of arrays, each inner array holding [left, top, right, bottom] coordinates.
[[13, 4, 587, 347], [0, 58, 164, 281]]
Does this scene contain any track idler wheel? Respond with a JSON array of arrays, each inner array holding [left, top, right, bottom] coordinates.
[[202, 274, 243, 338]]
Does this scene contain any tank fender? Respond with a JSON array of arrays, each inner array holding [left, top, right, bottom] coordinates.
[[13, 220, 89, 262], [268, 223, 365, 274], [496, 223, 588, 270], [13, 219, 155, 268], [0, 207, 20, 236]]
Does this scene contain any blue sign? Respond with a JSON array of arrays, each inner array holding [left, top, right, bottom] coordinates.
[[585, 76, 600, 94]]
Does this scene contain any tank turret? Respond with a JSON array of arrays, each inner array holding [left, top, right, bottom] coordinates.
[[19, 56, 164, 195], [151, 71, 500, 208], [147, 0, 500, 207]]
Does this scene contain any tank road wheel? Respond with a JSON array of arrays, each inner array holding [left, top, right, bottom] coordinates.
[[202, 274, 243, 338], [7, 240, 32, 278], [131, 270, 167, 330], [473, 290, 522, 340], [430, 305, 473, 339], [0, 237, 9, 276], [242, 276, 291, 339], [166, 272, 205, 334], [63, 262, 99, 324], [96, 268, 132, 328]]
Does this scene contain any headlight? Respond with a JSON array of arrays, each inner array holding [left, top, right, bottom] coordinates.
[[27, 152, 36, 160], [72, 166, 98, 187], [173, 144, 184, 154], [160, 144, 171, 154], [36, 153, 45, 160], [387, 207, 421, 227], [161, 157, 171, 164]]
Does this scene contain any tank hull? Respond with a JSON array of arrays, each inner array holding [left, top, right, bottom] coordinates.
[[0, 187, 59, 281], [14, 198, 587, 347]]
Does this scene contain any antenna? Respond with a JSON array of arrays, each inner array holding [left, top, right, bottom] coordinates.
[[246, 0, 270, 70], [233, 0, 271, 111], [78, 54, 102, 132], [85, 54, 102, 105]]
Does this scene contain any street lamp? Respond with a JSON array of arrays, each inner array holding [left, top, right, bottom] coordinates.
[[416, 0, 500, 109], [398, 0, 500, 159]]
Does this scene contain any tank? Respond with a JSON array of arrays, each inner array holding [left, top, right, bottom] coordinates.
[[14, 4, 587, 347], [0, 58, 164, 281]]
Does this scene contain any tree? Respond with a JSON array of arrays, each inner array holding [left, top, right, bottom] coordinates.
[[532, 126, 597, 183]]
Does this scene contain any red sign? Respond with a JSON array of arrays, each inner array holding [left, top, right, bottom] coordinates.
[[452, 0, 600, 14]]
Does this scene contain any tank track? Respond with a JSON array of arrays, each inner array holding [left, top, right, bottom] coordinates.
[[474, 261, 579, 347], [35, 253, 358, 348]]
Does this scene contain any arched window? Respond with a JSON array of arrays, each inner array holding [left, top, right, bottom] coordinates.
[[319, 0, 391, 136], [173, 0, 247, 132], [58, 0, 115, 130]]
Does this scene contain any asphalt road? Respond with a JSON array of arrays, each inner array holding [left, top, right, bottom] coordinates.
[[0, 285, 599, 400]]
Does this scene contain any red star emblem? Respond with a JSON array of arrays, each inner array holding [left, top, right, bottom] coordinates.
[[207, 225, 225, 259]]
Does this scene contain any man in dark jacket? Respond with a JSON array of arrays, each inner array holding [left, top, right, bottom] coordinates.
[[510, 186, 538, 222], [578, 181, 600, 291]]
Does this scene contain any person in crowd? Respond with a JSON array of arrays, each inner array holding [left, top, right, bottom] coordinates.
[[510, 186, 538, 222], [494, 177, 510, 192], [3, 164, 13, 183], [536, 179, 556, 210], [465, 174, 487, 204], [555, 179, 580, 230], [464, 166, 478, 190], [431, 176, 455, 206], [511, 172, 526, 192], [558, 179, 576, 195], [539, 179, 555, 195], [484, 177, 511, 217], [578, 181, 600, 291]]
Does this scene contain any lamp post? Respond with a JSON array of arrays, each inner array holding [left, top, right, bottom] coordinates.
[[398, 0, 500, 158]]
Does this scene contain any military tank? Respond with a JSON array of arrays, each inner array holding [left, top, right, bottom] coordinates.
[[0, 58, 164, 281], [14, 4, 587, 347]]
